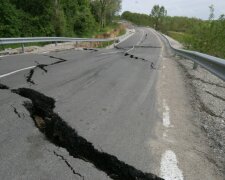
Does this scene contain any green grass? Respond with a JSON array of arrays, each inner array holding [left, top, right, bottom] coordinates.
[[96, 40, 114, 48], [167, 31, 192, 45]]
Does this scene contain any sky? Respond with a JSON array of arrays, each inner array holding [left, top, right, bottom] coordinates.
[[121, 0, 225, 20]]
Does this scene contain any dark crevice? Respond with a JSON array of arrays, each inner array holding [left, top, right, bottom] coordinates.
[[11, 105, 21, 118], [53, 151, 84, 179], [25, 56, 67, 84], [124, 52, 147, 61], [48, 56, 67, 65], [37, 64, 48, 73], [26, 69, 35, 84], [0, 83, 9, 90], [83, 48, 98, 52], [124, 52, 158, 69], [205, 91, 225, 103], [11, 88, 163, 180], [35, 61, 48, 73]]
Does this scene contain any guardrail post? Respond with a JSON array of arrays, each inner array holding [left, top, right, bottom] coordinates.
[[21, 44, 25, 53], [193, 62, 198, 70], [55, 41, 57, 46]]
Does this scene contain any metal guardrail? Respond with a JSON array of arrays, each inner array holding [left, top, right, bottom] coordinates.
[[0, 36, 118, 54], [0, 37, 117, 45], [162, 34, 225, 81]]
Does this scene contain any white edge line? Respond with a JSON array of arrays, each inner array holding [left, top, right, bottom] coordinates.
[[100, 51, 123, 55], [0, 66, 36, 79], [160, 150, 184, 180], [125, 29, 145, 54], [163, 99, 171, 128], [115, 29, 136, 46]]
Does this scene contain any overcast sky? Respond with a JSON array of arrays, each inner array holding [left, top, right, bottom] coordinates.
[[121, 0, 225, 20]]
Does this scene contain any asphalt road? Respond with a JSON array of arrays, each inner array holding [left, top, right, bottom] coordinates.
[[1, 28, 222, 180]]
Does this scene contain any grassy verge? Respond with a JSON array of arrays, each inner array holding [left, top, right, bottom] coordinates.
[[167, 31, 193, 48]]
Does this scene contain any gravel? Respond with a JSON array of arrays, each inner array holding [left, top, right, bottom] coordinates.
[[172, 49, 225, 174]]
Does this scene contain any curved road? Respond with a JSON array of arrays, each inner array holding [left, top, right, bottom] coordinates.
[[0, 28, 222, 180]]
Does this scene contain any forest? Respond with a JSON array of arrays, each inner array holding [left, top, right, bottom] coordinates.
[[0, 0, 121, 38], [122, 5, 225, 59]]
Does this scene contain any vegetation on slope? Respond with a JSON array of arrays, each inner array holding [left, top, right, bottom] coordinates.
[[0, 0, 122, 38], [122, 5, 225, 59]]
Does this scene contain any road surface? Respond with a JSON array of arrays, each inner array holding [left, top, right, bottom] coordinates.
[[0, 28, 223, 180]]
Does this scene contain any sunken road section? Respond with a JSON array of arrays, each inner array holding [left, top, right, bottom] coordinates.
[[10, 87, 163, 180]]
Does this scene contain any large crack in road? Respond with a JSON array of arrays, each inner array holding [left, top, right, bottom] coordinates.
[[1, 86, 163, 180], [25, 55, 67, 85]]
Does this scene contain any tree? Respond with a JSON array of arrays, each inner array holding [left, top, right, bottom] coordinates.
[[0, 0, 21, 37], [150, 5, 167, 30], [91, 0, 121, 28]]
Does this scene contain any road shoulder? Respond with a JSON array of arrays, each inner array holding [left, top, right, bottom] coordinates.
[[153, 33, 224, 179]]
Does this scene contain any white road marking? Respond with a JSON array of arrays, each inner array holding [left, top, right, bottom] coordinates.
[[136, 29, 145, 45], [125, 29, 145, 54], [41, 51, 49, 54], [0, 66, 36, 79], [125, 46, 134, 54], [160, 150, 184, 180], [163, 99, 171, 128], [115, 29, 136, 46], [100, 51, 123, 55]]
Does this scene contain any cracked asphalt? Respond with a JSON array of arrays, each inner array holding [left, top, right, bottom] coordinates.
[[0, 27, 224, 180]]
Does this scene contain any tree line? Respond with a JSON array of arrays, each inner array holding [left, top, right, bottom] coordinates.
[[0, 0, 121, 38], [122, 5, 225, 59]]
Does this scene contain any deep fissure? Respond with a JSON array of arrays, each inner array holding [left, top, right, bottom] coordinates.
[[83, 48, 98, 52], [11, 87, 163, 180], [26, 69, 35, 84], [0, 83, 9, 89]]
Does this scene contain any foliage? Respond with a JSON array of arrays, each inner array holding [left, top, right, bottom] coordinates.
[[0, 0, 121, 38], [0, 0, 22, 37], [91, 0, 121, 28], [122, 5, 225, 59], [122, 11, 153, 26], [150, 5, 167, 30]]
